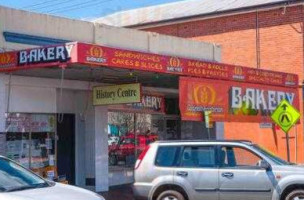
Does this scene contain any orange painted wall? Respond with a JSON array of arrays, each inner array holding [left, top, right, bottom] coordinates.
[[143, 6, 304, 163]]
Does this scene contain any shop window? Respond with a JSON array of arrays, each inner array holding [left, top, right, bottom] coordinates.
[[3, 113, 57, 180], [108, 112, 161, 170]]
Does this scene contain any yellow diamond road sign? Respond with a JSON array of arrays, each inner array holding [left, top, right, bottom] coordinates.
[[271, 100, 300, 133]]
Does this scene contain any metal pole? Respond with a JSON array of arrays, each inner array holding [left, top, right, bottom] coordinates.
[[204, 111, 211, 140], [29, 131, 32, 169], [295, 125, 298, 163], [134, 113, 137, 158], [256, 10, 261, 69], [286, 133, 291, 162]]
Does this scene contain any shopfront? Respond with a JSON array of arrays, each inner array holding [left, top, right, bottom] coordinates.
[[0, 41, 299, 191], [2, 112, 76, 184], [4, 113, 56, 179]]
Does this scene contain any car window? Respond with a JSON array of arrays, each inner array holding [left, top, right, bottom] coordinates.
[[220, 146, 262, 168], [155, 146, 180, 167], [0, 158, 48, 192], [253, 145, 291, 165], [180, 146, 216, 168]]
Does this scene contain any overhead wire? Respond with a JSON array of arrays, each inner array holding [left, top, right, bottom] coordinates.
[[21, 0, 170, 16], [46, 0, 115, 14], [30, 0, 77, 11], [21, 0, 63, 9]]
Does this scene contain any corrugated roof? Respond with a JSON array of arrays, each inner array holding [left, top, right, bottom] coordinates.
[[94, 0, 300, 27]]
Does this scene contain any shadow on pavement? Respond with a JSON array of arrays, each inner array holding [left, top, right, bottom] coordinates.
[[100, 184, 134, 200]]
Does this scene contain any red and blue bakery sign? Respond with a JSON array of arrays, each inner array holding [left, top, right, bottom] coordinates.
[[0, 42, 299, 122], [0, 42, 298, 88]]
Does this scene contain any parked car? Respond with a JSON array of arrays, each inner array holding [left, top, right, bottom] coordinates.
[[133, 140, 304, 200], [109, 133, 158, 166], [0, 156, 104, 200]]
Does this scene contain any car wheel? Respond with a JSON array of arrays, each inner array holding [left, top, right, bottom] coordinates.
[[156, 190, 185, 200], [285, 190, 304, 200], [109, 154, 117, 166]]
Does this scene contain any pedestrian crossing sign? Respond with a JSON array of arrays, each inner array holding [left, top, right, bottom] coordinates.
[[271, 100, 300, 133]]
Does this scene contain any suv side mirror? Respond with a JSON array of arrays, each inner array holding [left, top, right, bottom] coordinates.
[[258, 160, 271, 170]]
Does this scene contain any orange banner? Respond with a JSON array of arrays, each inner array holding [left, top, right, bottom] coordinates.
[[179, 77, 300, 122]]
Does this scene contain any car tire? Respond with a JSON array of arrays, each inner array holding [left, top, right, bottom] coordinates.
[[285, 189, 304, 200], [156, 190, 185, 200]]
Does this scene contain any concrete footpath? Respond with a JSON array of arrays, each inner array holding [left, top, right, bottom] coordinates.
[[100, 184, 134, 200]]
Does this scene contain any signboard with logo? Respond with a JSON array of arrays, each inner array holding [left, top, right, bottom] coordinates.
[[93, 83, 142, 106], [18, 45, 73, 65], [76, 43, 298, 88], [0, 43, 76, 72], [108, 94, 165, 114], [0, 52, 16, 68], [0, 42, 298, 89], [179, 77, 299, 122]]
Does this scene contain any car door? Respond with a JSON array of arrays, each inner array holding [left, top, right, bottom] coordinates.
[[174, 145, 219, 200], [218, 145, 273, 200]]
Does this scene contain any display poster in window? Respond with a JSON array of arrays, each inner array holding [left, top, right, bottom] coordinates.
[[5, 113, 56, 132], [45, 138, 53, 150]]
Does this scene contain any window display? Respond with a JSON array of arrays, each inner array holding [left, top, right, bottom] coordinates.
[[4, 113, 57, 180], [6, 132, 30, 168], [108, 112, 160, 168]]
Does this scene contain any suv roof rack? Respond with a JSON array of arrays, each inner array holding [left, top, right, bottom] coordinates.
[[154, 140, 253, 144]]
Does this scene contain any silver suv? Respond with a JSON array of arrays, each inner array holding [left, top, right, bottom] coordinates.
[[133, 140, 304, 200]]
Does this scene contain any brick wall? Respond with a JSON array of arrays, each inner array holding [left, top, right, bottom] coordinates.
[[143, 5, 304, 163]]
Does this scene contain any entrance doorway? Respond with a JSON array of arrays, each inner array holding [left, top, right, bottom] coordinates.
[[164, 117, 181, 140], [57, 114, 75, 185]]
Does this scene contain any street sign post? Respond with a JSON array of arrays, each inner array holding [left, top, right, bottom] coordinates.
[[204, 111, 213, 139], [271, 100, 300, 162]]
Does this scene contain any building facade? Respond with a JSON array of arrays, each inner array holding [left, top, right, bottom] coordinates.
[[0, 6, 222, 192], [97, 0, 304, 163]]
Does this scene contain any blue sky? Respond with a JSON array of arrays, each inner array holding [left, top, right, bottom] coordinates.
[[0, 0, 185, 20]]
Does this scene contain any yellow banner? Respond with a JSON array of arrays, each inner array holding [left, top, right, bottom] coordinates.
[[93, 83, 141, 105]]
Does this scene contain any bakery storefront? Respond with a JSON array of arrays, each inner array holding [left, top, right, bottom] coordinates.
[[0, 42, 299, 191]]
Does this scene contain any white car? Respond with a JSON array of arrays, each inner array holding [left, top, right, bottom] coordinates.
[[0, 156, 105, 200]]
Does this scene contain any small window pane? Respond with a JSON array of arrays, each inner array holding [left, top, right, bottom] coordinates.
[[155, 146, 179, 167], [181, 146, 216, 168]]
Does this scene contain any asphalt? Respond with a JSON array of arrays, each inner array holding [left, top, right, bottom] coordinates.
[[100, 184, 134, 200]]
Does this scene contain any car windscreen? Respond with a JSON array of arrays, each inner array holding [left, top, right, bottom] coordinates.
[[0, 158, 49, 192], [252, 145, 291, 165]]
